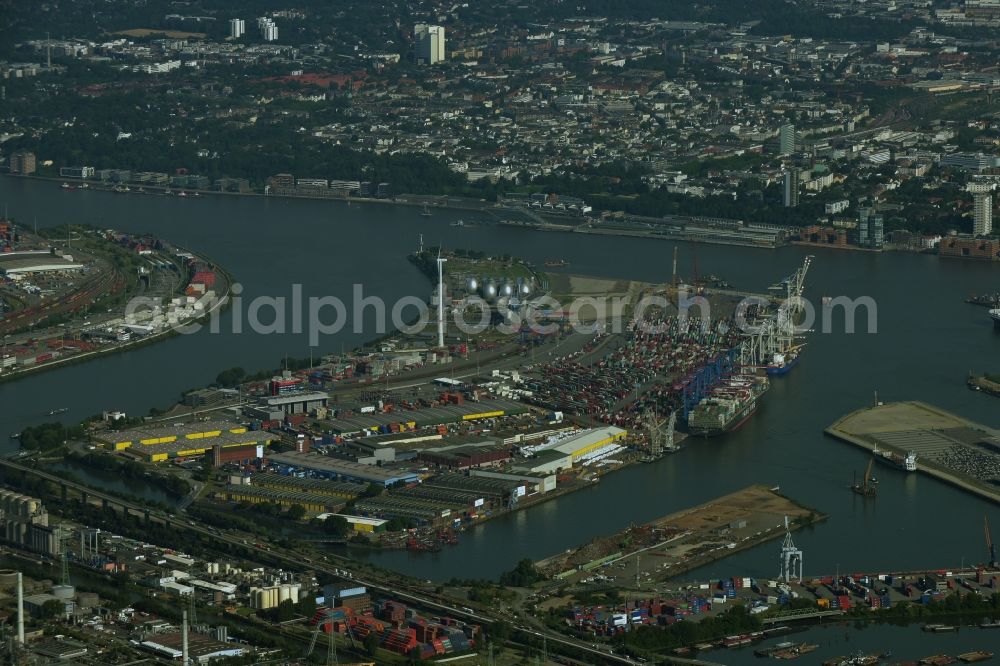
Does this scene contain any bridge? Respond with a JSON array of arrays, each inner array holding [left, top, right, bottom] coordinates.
[[0, 457, 161, 523], [761, 608, 845, 624]]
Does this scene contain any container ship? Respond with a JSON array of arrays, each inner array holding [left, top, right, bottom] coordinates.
[[687, 373, 769, 437], [873, 444, 918, 472]]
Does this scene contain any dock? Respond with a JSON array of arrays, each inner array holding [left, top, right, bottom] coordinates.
[[825, 401, 1000, 504]]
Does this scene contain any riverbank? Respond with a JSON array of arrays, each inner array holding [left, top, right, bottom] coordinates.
[[537, 485, 823, 585], [825, 401, 1000, 505], [4, 172, 499, 213], [0, 241, 234, 388]]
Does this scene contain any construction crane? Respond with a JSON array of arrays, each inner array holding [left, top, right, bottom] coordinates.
[[851, 458, 878, 498], [986, 515, 997, 569]]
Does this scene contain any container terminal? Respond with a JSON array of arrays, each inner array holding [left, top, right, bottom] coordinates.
[[826, 400, 1000, 504], [27, 255, 817, 554]]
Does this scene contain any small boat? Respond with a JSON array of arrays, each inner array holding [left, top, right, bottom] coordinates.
[[544, 259, 569, 267], [981, 620, 1000, 628], [450, 219, 465, 227], [9, 432, 20, 440], [60, 182, 75, 191], [420, 205, 432, 217], [958, 651, 993, 664], [923, 624, 957, 633], [178, 191, 188, 197], [79, 182, 89, 189], [48, 407, 68, 416]]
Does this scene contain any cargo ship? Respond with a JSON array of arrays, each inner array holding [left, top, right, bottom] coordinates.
[[873, 444, 918, 472], [767, 349, 801, 376], [687, 374, 769, 437]]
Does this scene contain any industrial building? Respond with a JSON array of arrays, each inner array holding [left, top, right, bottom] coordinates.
[[0, 252, 85, 276], [351, 471, 551, 525], [267, 451, 419, 486], [249, 582, 301, 610], [550, 426, 628, 461], [140, 630, 246, 663], [0, 489, 58, 557], [214, 484, 346, 515], [98, 421, 275, 462], [248, 473, 365, 500], [336, 514, 388, 533], [417, 443, 511, 469], [327, 398, 525, 435]]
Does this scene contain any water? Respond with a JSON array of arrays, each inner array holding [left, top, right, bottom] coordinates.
[[49, 459, 176, 505], [2, 179, 999, 589]]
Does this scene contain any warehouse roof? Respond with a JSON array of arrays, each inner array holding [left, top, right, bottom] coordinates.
[[267, 451, 418, 485], [552, 426, 627, 456], [265, 391, 329, 406]]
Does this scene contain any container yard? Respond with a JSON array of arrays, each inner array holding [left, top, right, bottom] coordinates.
[[826, 401, 1000, 503], [536, 485, 820, 584], [554, 563, 1000, 654]]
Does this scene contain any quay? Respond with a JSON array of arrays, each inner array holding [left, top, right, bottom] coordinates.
[[825, 401, 1000, 504]]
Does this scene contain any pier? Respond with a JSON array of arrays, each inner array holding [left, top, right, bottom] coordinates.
[[825, 401, 1000, 504]]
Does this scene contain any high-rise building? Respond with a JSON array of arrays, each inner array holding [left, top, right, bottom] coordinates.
[[779, 124, 796, 156], [257, 17, 278, 41], [9, 150, 36, 175], [415, 24, 446, 64], [974, 193, 993, 236], [229, 18, 245, 39], [783, 170, 799, 208], [857, 207, 885, 248]]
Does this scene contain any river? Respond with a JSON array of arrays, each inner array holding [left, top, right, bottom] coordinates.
[[1, 178, 999, 589]]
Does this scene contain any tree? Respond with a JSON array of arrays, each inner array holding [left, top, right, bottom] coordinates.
[[364, 631, 380, 656], [215, 367, 246, 388], [285, 504, 307, 520], [299, 594, 317, 619], [499, 559, 544, 587], [276, 599, 295, 622], [322, 515, 350, 537]]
